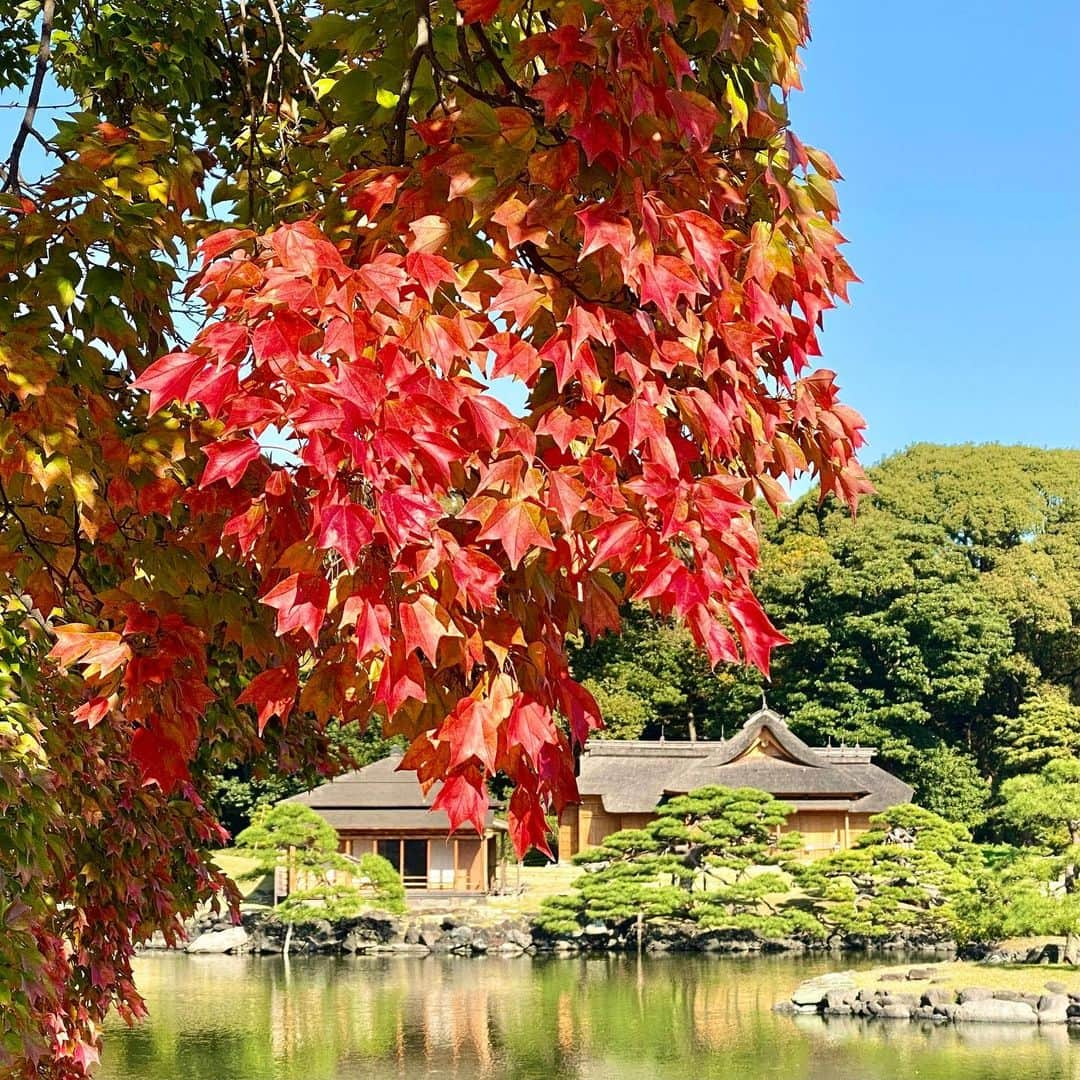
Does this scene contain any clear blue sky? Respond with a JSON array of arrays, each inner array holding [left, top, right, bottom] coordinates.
[[3, 2, 1077, 464], [790, 0, 1080, 464]]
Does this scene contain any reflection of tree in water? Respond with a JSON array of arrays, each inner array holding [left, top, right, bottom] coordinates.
[[99, 954, 1079, 1080]]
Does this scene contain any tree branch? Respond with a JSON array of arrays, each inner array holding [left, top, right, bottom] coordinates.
[[471, 22, 538, 113], [2, 0, 56, 193], [392, 0, 431, 166], [455, 11, 480, 86]]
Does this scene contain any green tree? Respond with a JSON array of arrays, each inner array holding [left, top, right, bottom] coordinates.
[[235, 803, 405, 938], [570, 609, 736, 741], [999, 758, 1080, 962], [798, 805, 984, 943], [907, 744, 991, 829], [996, 691, 1080, 778], [539, 786, 821, 941], [751, 513, 1014, 766]]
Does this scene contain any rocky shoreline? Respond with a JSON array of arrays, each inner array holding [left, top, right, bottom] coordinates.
[[777, 968, 1080, 1025], [142, 909, 957, 959]]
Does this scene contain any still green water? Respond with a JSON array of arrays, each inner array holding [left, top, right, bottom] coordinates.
[[97, 953, 1080, 1080]]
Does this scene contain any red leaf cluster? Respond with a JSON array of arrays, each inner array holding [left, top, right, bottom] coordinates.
[[129, 0, 868, 853]]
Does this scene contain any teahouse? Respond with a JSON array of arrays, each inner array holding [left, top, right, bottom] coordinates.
[[286, 753, 501, 893], [557, 706, 913, 861]]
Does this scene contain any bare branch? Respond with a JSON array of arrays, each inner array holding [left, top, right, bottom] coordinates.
[[2, 0, 57, 193], [392, 0, 431, 165]]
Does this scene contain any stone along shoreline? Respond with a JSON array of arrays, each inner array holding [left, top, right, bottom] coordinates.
[[777, 966, 1080, 1025], [146, 907, 957, 959]]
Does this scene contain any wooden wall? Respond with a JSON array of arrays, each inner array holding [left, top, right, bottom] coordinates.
[[560, 804, 878, 862], [293, 831, 496, 893]]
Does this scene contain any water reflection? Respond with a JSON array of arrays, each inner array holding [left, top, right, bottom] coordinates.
[[97, 953, 1080, 1080]]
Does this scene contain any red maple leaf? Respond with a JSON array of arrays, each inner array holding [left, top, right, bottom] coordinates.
[[475, 500, 555, 570], [236, 664, 299, 733], [132, 351, 205, 413], [260, 573, 329, 645], [200, 437, 261, 488], [432, 771, 489, 834], [316, 503, 374, 570]]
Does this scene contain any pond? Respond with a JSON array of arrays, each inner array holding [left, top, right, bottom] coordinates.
[[97, 953, 1080, 1079]]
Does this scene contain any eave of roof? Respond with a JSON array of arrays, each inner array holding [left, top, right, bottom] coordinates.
[[707, 708, 828, 768], [308, 808, 498, 832], [575, 708, 909, 815]]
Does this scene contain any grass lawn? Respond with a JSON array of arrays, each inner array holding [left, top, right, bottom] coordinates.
[[209, 848, 273, 904], [849, 949, 1080, 996]]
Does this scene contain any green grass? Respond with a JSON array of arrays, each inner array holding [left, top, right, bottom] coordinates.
[[210, 848, 273, 903], [849, 951, 1080, 995]]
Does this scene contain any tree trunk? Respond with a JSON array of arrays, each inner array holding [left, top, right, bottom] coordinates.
[[283, 920, 293, 959], [1064, 931, 1080, 966]]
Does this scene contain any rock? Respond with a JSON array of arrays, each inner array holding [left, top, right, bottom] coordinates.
[[879, 1003, 913, 1019], [1045, 981, 1069, 994], [390, 942, 431, 955], [497, 942, 525, 956], [878, 973, 906, 982], [953, 998, 1038, 1024], [507, 928, 533, 949], [825, 991, 853, 1011], [907, 968, 937, 980], [957, 987, 994, 1003], [1039, 994, 1070, 1024], [772, 1000, 798, 1015], [880, 993, 918, 1009], [921, 988, 954, 1007], [791, 972, 857, 1007], [186, 926, 250, 954], [343, 929, 381, 953], [449, 925, 475, 946], [404, 923, 422, 945], [584, 923, 610, 937]]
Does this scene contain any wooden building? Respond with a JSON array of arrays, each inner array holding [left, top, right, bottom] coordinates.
[[286, 753, 500, 893], [558, 707, 913, 862]]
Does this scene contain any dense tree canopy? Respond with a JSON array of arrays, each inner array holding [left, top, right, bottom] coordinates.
[[572, 443, 1080, 829], [997, 759, 1080, 962], [539, 785, 818, 939], [0, 0, 866, 1071], [797, 804, 984, 943]]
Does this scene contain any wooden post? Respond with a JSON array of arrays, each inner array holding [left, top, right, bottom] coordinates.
[[481, 833, 490, 892], [635, 911, 643, 954]]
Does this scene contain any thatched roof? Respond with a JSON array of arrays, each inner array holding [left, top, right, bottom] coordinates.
[[577, 708, 913, 815], [286, 753, 498, 832]]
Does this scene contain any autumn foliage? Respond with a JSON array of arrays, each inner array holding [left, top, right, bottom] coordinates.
[[0, 0, 865, 1072]]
